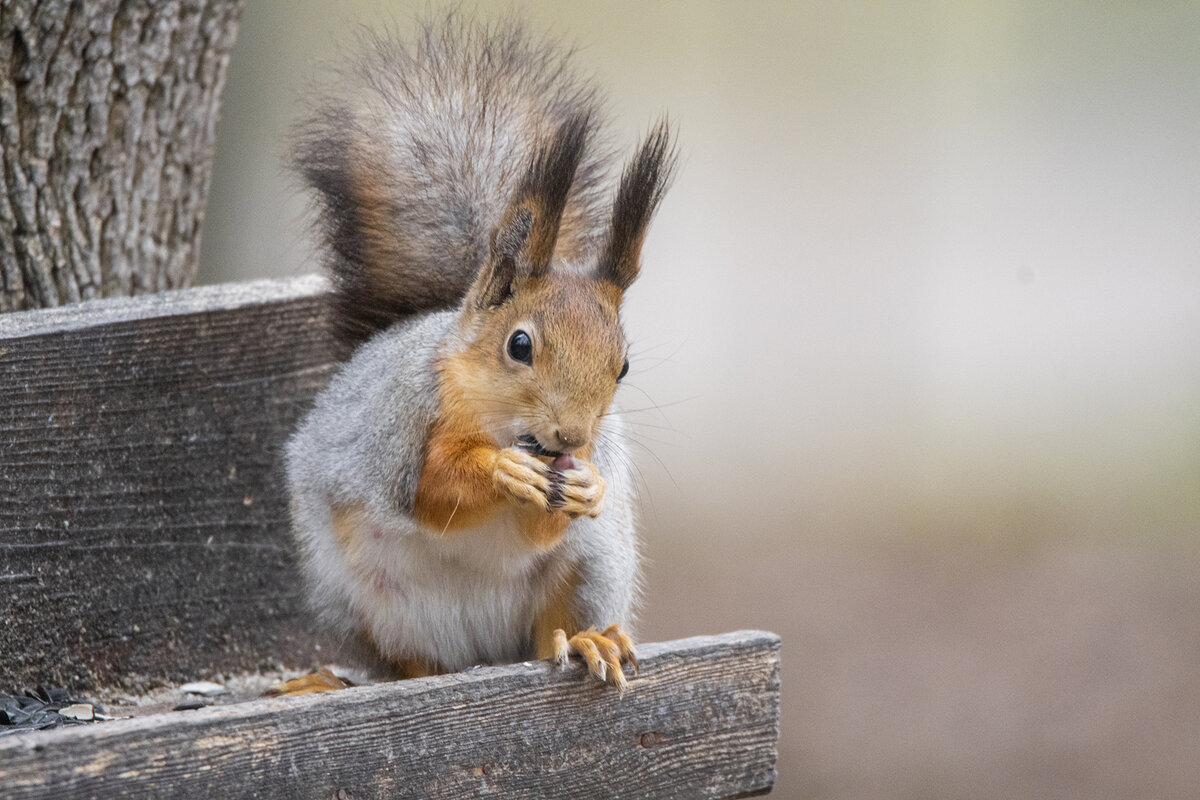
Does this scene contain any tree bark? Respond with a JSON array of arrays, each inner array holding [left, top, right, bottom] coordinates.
[[0, 0, 242, 312]]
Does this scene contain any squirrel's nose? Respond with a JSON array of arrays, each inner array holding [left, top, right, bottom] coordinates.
[[553, 427, 588, 452]]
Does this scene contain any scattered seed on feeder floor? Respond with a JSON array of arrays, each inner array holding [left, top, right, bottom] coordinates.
[[0, 688, 103, 736], [179, 681, 227, 696], [173, 701, 208, 711], [57, 703, 94, 721]]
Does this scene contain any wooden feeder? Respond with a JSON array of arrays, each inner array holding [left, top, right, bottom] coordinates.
[[0, 278, 781, 798]]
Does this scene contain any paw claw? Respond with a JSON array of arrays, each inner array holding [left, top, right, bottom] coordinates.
[[552, 628, 571, 667], [546, 475, 565, 510], [602, 623, 639, 673]]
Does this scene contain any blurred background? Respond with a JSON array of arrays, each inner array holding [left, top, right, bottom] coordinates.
[[197, 2, 1200, 798]]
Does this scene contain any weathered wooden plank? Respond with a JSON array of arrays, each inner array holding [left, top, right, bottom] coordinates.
[[0, 631, 781, 799], [0, 276, 335, 691]]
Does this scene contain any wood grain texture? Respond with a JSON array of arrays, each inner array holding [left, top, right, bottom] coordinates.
[[0, 276, 334, 691], [0, 631, 781, 799], [0, 0, 242, 311]]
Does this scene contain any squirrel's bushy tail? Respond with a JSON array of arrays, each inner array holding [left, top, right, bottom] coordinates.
[[293, 15, 612, 349]]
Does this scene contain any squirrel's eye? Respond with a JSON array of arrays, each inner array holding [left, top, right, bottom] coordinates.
[[507, 330, 533, 365], [618, 358, 630, 381]]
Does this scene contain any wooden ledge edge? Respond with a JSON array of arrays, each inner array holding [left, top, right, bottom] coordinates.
[[0, 274, 328, 340], [0, 629, 780, 799], [0, 630, 781, 750]]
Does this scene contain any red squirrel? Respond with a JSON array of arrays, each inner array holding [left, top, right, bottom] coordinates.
[[283, 16, 675, 692]]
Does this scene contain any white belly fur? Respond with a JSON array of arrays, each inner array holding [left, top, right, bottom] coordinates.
[[339, 507, 560, 672]]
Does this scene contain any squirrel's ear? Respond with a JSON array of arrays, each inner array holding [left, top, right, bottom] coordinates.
[[470, 114, 591, 308], [597, 119, 677, 292], [473, 206, 534, 308]]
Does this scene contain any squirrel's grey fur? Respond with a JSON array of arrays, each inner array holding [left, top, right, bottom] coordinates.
[[286, 16, 657, 675]]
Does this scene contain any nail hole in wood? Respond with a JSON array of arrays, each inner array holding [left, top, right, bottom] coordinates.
[[639, 731, 662, 748]]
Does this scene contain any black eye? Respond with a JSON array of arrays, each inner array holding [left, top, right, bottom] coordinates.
[[618, 358, 629, 381], [507, 330, 533, 365]]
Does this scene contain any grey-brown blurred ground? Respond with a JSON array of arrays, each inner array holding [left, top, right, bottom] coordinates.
[[641, 532, 1200, 799]]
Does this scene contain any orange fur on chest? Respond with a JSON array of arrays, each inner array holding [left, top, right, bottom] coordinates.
[[412, 370, 576, 548], [412, 415, 506, 533]]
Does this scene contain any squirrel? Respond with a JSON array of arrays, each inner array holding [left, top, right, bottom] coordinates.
[[283, 16, 676, 692]]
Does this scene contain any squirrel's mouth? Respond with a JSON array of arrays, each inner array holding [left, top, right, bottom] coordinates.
[[516, 433, 562, 459]]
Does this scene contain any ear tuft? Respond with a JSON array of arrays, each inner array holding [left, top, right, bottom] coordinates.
[[518, 113, 593, 273], [467, 115, 593, 309], [598, 119, 678, 292]]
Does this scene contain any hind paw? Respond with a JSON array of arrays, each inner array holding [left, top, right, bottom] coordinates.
[[551, 624, 638, 692]]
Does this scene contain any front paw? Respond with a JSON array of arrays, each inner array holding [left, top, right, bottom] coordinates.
[[493, 447, 561, 512], [555, 460, 606, 520]]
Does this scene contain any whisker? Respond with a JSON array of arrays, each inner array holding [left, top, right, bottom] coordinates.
[[608, 419, 681, 434], [603, 395, 695, 418], [440, 493, 462, 535], [594, 428, 658, 522], [623, 436, 679, 491], [626, 338, 686, 372]]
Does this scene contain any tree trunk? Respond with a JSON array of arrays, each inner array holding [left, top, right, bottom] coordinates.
[[0, 0, 242, 312]]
